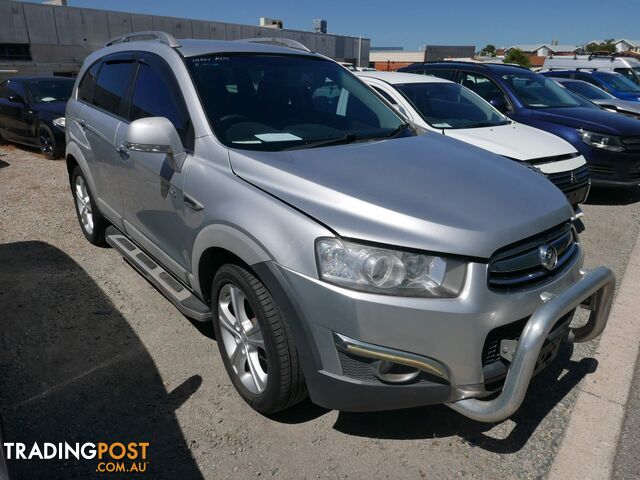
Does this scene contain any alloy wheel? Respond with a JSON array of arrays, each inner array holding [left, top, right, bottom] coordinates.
[[74, 175, 94, 235], [39, 129, 53, 155], [217, 283, 268, 394]]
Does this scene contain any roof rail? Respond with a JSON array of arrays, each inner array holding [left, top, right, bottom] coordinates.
[[235, 37, 311, 52], [105, 31, 181, 48]]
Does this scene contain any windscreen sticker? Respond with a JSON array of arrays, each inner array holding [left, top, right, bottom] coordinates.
[[255, 133, 302, 142]]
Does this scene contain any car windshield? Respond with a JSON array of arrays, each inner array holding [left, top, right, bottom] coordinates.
[[561, 80, 615, 100], [502, 73, 582, 108], [394, 82, 509, 129], [186, 54, 409, 151], [596, 73, 640, 92], [27, 79, 74, 103]]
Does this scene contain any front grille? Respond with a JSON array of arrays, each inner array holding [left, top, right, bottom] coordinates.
[[546, 164, 590, 193], [488, 223, 579, 291], [622, 137, 640, 152], [588, 164, 615, 176], [481, 310, 574, 366]]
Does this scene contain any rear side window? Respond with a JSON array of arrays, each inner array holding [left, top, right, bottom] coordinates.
[[93, 61, 135, 117], [426, 69, 455, 81], [459, 72, 505, 102], [129, 59, 194, 150], [78, 62, 100, 103]]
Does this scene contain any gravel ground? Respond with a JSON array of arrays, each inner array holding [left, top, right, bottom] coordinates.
[[1, 144, 640, 479]]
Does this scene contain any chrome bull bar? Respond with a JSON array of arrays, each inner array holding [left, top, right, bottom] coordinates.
[[448, 266, 615, 423]]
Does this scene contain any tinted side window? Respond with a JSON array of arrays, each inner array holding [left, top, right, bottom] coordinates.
[[78, 62, 100, 103], [426, 69, 455, 81], [459, 72, 506, 102], [129, 60, 194, 150], [93, 61, 135, 117]]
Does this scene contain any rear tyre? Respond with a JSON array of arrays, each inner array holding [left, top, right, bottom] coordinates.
[[38, 124, 62, 159], [71, 166, 107, 246], [212, 264, 307, 414]]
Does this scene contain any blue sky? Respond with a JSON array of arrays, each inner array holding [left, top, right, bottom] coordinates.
[[45, 1, 640, 50]]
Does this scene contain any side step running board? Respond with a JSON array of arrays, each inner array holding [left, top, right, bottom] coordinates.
[[105, 227, 212, 322]]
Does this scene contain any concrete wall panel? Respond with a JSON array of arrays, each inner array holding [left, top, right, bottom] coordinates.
[[0, 2, 29, 43], [107, 11, 132, 38], [191, 20, 209, 39], [54, 7, 84, 46], [81, 9, 110, 46], [22, 3, 57, 44], [209, 22, 226, 40], [224, 24, 242, 40], [130, 13, 154, 32], [174, 19, 193, 39], [152, 16, 174, 36]]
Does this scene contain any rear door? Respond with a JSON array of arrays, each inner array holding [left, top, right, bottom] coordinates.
[[78, 54, 136, 225], [117, 52, 195, 280]]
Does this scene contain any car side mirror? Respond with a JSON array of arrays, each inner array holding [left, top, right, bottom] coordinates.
[[489, 96, 508, 113], [7, 94, 24, 104], [125, 117, 187, 172]]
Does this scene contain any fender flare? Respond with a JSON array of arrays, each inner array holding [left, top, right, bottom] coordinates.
[[66, 141, 98, 195], [189, 223, 273, 296]]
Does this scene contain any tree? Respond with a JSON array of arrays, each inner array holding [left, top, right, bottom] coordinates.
[[586, 39, 616, 53], [504, 48, 532, 68], [481, 44, 496, 57]]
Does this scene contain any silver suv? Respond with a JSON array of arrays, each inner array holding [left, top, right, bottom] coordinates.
[[65, 32, 615, 422]]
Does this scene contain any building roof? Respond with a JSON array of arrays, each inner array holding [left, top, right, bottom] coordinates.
[[504, 44, 579, 53], [356, 71, 452, 85], [616, 39, 640, 47]]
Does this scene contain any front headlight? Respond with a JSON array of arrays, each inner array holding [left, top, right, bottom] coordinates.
[[577, 129, 625, 152], [52, 117, 66, 129], [315, 238, 466, 298]]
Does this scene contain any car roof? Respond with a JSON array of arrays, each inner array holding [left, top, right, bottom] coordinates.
[[176, 39, 319, 58], [408, 61, 531, 75], [356, 71, 452, 85]]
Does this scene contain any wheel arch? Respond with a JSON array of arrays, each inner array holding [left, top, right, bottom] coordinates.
[[65, 142, 98, 195], [191, 224, 272, 303]]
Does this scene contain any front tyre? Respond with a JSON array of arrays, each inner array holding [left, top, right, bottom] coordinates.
[[38, 125, 62, 159], [71, 166, 107, 246], [212, 264, 307, 414]]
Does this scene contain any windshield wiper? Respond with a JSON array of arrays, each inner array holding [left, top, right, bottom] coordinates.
[[383, 122, 411, 138], [282, 133, 362, 151]]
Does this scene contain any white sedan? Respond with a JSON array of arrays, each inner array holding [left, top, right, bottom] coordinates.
[[356, 71, 590, 210]]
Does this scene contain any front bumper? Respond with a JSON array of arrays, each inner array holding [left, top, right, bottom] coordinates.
[[257, 249, 614, 422], [584, 149, 640, 186]]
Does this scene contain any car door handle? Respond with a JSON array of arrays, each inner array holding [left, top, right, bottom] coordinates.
[[116, 143, 129, 160], [183, 193, 204, 211]]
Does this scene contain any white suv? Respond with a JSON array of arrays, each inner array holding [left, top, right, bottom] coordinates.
[[357, 71, 590, 210]]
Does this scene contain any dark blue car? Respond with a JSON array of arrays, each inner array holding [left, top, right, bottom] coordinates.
[[0, 76, 73, 159], [542, 70, 640, 102], [399, 62, 640, 186]]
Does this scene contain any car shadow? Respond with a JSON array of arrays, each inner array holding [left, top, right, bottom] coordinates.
[[0, 241, 204, 479], [331, 343, 596, 454], [586, 185, 640, 206]]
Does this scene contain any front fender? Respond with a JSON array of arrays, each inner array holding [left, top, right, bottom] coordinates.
[[189, 223, 272, 295]]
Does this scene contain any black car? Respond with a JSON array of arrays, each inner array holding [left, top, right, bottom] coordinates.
[[0, 77, 74, 159]]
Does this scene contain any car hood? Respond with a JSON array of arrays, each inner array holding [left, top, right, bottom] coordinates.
[[442, 122, 576, 161], [529, 107, 640, 135], [228, 134, 572, 259], [33, 101, 67, 117], [593, 99, 640, 116]]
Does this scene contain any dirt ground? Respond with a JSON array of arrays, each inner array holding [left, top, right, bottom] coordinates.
[[1, 144, 640, 479]]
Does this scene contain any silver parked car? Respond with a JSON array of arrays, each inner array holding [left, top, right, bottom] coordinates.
[[65, 32, 615, 422]]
